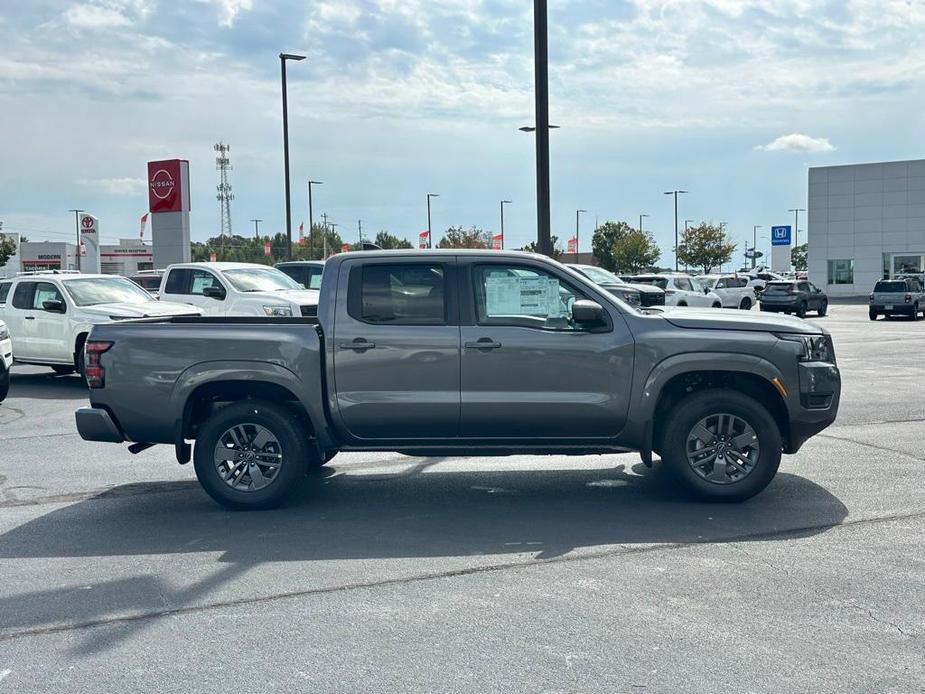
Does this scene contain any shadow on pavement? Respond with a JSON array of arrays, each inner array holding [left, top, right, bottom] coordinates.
[[0, 460, 848, 652], [7, 370, 88, 402]]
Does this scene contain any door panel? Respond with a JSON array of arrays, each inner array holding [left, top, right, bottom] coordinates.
[[332, 260, 460, 440], [460, 262, 634, 439], [30, 282, 70, 361], [9, 282, 38, 359]]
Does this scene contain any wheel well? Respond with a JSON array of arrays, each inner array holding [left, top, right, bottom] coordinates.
[[652, 371, 789, 453], [74, 333, 89, 367], [182, 380, 314, 439]]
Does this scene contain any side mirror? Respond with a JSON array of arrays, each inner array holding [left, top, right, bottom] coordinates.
[[704, 287, 711, 294], [572, 300, 605, 324], [202, 286, 226, 300], [42, 299, 66, 313]]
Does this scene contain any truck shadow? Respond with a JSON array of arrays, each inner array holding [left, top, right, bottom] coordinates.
[[0, 460, 848, 653], [6, 369, 89, 402]]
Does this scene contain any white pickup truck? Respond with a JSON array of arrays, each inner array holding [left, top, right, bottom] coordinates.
[[158, 262, 320, 317], [0, 272, 199, 376]]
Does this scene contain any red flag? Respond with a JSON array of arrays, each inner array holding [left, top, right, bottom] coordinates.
[[418, 230, 430, 249], [263, 241, 272, 257], [491, 233, 503, 250], [567, 236, 578, 254], [139, 212, 149, 240], [298, 222, 306, 245], [340, 243, 350, 253], [209, 252, 217, 262]]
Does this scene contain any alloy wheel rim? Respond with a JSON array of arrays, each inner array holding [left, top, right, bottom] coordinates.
[[685, 413, 760, 485], [213, 423, 284, 492]]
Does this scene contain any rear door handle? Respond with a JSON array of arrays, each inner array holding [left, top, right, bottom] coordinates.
[[465, 339, 502, 350], [339, 339, 376, 350], [24, 316, 35, 320]]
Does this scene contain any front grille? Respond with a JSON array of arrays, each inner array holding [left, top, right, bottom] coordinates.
[[300, 305, 318, 317], [640, 293, 665, 307]]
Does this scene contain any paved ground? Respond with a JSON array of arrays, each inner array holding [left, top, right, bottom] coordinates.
[[0, 304, 922, 693]]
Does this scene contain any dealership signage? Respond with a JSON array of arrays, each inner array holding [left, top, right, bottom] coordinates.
[[147, 159, 191, 213], [79, 213, 101, 273], [771, 225, 792, 246]]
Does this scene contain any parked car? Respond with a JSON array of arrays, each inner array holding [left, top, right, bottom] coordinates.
[[567, 264, 667, 307], [0, 319, 11, 402], [275, 260, 325, 290], [129, 270, 165, 298], [628, 274, 722, 308], [0, 272, 200, 377], [158, 262, 320, 317], [693, 274, 757, 310], [76, 249, 840, 510], [759, 280, 828, 318], [869, 278, 925, 321]]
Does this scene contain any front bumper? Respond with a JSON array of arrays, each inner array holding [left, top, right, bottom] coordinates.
[[75, 407, 125, 443], [1, 339, 12, 371], [786, 362, 840, 453]]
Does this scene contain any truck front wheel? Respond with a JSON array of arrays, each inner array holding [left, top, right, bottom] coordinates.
[[193, 400, 308, 510], [660, 389, 782, 502]]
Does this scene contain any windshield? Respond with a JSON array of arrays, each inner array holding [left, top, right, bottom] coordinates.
[[691, 276, 717, 291], [631, 277, 668, 290], [223, 268, 304, 292], [576, 266, 623, 285], [63, 277, 156, 306]]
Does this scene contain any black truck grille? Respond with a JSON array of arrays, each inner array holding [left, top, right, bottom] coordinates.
[[640, 294, 665, 307], [300, 305, 318, 317]]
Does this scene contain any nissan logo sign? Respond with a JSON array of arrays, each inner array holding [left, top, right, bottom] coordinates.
[[150, 169, 176, 200]]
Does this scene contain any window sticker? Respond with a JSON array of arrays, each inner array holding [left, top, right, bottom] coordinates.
[[485, 276, 564, 317]]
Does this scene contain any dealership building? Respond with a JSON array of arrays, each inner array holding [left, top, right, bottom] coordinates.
[[808, 159, 925, 295], [0, 239, 153, 276]]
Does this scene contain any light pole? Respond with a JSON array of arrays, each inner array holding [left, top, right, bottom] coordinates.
[[752, 225, 762, 269], [533, 0, 551, 256], [426, 193, 439, 249], [279, 52, 305, 260], [308, 180, 322, 256], [358, 219, 363, 246], [664, 190, 688, 271], [639, 213, 649, 233], [500, 200, 512, 250], [68, 209, 84, 271], [575, 209, 586, 254], [250, 218, 262, 240], [788, 207, 806, 247]]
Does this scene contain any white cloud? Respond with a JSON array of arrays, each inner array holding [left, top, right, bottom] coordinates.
[[77, 177, 148, 196], [206, 0, 253, 27], [756, 133, 836, 153], [64, 4, 131, 29]]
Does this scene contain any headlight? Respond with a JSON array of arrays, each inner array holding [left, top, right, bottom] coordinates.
[[262, 305, 293, 317], [615, 290, 640, 305], [0, 326, 8, 341], [776, 333, 835, 364]]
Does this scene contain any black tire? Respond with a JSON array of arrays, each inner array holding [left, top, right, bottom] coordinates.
[[52, 365, 75, 375], [193, 400, 309, 510], [659, 389, 782, 502], [796, 302, 807, 318], [817, 300, 827, 317], [739, 297, 752, 310], [0, 366, 9, 402], [913, 303, 921, 321], [677, 301, 688, 307], [712, 302, 722, 309], [869, 310, 878, 321]]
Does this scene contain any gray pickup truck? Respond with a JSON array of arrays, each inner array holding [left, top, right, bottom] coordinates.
[[75, 250, 841, 509], [869, 278, 925, 321]]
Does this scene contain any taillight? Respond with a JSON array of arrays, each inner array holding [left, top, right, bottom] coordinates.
[[869, 294, 874, 303], [905, 294, 912, 303], [84, 341, 113, 388]]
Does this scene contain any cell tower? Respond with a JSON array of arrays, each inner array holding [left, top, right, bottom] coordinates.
[[215, 142, 234, 237]]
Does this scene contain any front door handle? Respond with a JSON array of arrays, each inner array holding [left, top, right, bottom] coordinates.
[[464, 339, 502, 350], [24, 316, 36, 320], [340, 339, 376, 350]]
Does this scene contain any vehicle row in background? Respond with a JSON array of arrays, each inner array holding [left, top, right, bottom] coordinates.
[[275, 260, 325, 290], [567, 264, 665, 307], [869, 277, 925, 321], [0, 272, 199, 377], [759, 280, 828, 318], [692, 274, 756, 310], [628, 273, 723, 308]]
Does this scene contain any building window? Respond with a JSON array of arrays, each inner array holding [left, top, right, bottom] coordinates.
[[827, 259, 854, 285]]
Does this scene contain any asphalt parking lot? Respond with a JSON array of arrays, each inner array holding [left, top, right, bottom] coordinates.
[[0, 303, 922, 693]]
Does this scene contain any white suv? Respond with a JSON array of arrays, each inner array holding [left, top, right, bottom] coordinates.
[[158, 263, 320, 317], [628, 274, 723, 308], [0, 272, 199, 376], [693, 274, 757, 310]]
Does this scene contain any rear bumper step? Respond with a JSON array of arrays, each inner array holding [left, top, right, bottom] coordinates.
[[75, 407, 125, 443]]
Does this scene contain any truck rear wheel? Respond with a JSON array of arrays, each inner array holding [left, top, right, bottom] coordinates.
[[193, 400, 308, 510], [660, 389, 782, 502]]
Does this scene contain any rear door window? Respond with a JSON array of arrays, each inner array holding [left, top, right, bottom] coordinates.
[[349, 264, 447, 325], [674, 278, 694, 292], [12, 282, 35, 309], [0, 281, 11, 304]]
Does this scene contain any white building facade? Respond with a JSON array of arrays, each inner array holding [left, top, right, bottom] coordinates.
[[808, 159, 925, 296]]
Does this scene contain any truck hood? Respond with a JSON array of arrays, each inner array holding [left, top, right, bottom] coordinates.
[[662, 308, 826, 334], [81, 302, 202, 319], [625, 283, 664, 295]]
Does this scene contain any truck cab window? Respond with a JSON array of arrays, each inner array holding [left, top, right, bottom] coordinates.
[[473, 264, 583, 331], [354, 264, 446, 325]]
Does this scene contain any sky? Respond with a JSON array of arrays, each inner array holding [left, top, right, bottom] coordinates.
[[2, 0, 925, 266]]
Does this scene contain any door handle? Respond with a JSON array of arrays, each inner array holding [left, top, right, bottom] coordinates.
[[464, 339, 502, 350], [340, 339, 376, 350], [24, 316, 35, 320]]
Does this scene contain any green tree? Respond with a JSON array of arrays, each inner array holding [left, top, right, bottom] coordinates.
[[791, 243, 808, 272], [0, 235, 16, 269], [521, 235, 563, 260], [373, 231, 413, 249], [676, 223, 737, 274], [591, 221, 634, 271], [611, 231, 661, 274], [437, 226, 492, 249]]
